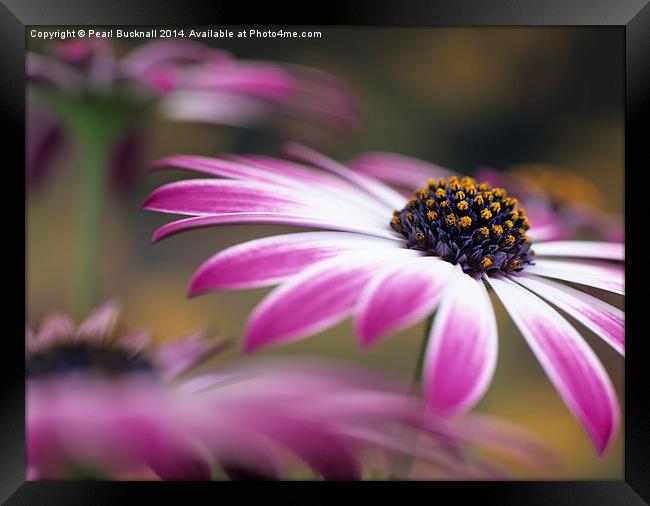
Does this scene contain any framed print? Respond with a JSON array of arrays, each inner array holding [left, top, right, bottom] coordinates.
[[2, 0, 648, 503]]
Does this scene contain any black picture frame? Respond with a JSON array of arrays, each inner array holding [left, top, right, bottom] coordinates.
[[5, 0, 648, 503]]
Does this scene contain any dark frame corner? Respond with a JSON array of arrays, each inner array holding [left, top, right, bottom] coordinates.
[[4, 0, 649, 503]]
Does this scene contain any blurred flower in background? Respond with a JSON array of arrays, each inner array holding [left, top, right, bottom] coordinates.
[[26, 302, 555, 480], [143, 144, 624, 454], [27, 37, 358, 190], [476, 164, 624, 242]]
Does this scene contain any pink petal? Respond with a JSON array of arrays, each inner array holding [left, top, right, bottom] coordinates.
[[121, 39, 214, 77], [151, 213, 397, 243], [26, 327, 37, 352], [76, 301, 120, 341], [36, 313, 75, 345], [423, 267, 498, 416], [533, 241, 624, 261], [190, 232, 402, 294], [282, 143, 407, 209], [487, 276, 619, 454], [526, 259, 624, 295], [244, 252, 413, 353], [151, 155, 298, 187], [142, 179, 318, 216], [153, 331, 231, 380], [119, 329, 153, 355], [354, 257, 454, 347], [348, 152, 454, 190], [143, 177, 387, 232], [514, 275, 624, 356]]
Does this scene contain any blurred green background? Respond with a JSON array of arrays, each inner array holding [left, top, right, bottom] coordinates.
[[27, 27, 624, 479]]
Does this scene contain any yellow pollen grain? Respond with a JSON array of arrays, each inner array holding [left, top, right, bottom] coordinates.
[[448, 176, 458, 183], [418, 189, 429, 199], [445, 214, 457, 226], [465, 184, 476, 195], [491, 225, 504, 236], [518, 207, 527, 217], [481, 257, 493, 268], [438, 178, 447, 188], [474, 195, 484, 206], [456, 201, 469, 211], [440, 201, 448, 208], [483, 191, 494, 201], [504, 220, 513, 229], [455, 191, 466, 200], [415, 231, 425, 242], [490, 202, 501, 213], [478, 182, 491, 191], [406, 212, 414, 221], [504, 234, 515, 245], [427, 210, 438, 220], [449, 181, 460, 191], [436, 188, 446, 199], [507, 259, 521, 270], [461, 176, 475, 186], [426, 198, 435, 207], [408, 197, 418, 207], [426, 178, 436, 187], [478, 227, 489, 237], [480, 208, 493, 220], [509, 210, 519, 220], [458, 216, 472, 228]]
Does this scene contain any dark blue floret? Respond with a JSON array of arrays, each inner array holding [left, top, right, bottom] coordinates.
[[27, 341, 155, 379], [390, 176, 535, 277]]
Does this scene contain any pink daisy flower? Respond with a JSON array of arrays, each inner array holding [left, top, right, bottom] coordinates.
[[26, 302, 553, 480], [143, 143, 624, 455]]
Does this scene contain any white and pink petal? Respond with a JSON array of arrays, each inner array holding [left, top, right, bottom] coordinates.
[[514, 274, 624, 355], [354, 257, 454, 347], [423, 267, 498, 416], [190, 232, 403, 294], [487, 276, 619, 454]]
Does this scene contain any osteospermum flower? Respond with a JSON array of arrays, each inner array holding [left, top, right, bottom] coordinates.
[[26, 302, 553, 480], [143, 144, 624, 454]]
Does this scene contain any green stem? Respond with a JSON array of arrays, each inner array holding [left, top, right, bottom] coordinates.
[[411, 314, 435, 390], [73, 124, 111, 314], [390, 315, 435, 480]]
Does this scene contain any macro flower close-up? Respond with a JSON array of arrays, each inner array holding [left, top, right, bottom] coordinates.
[[24, 27, 628, 487], [144, 143, 624, 454]]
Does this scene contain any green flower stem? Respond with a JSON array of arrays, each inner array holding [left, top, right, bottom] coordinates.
[[412, 314, 435, 389], [390, 315, 435, 479], [73, 122, 112, 314]]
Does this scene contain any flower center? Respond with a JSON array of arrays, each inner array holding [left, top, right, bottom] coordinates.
[[27, 340, 155, 380], [390, 176, 535, 276]]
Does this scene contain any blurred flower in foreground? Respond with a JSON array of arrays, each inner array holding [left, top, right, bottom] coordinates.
[[27, 38, 358, 190], [143, 143, 624, 454], [26, 302, 555, 480]]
